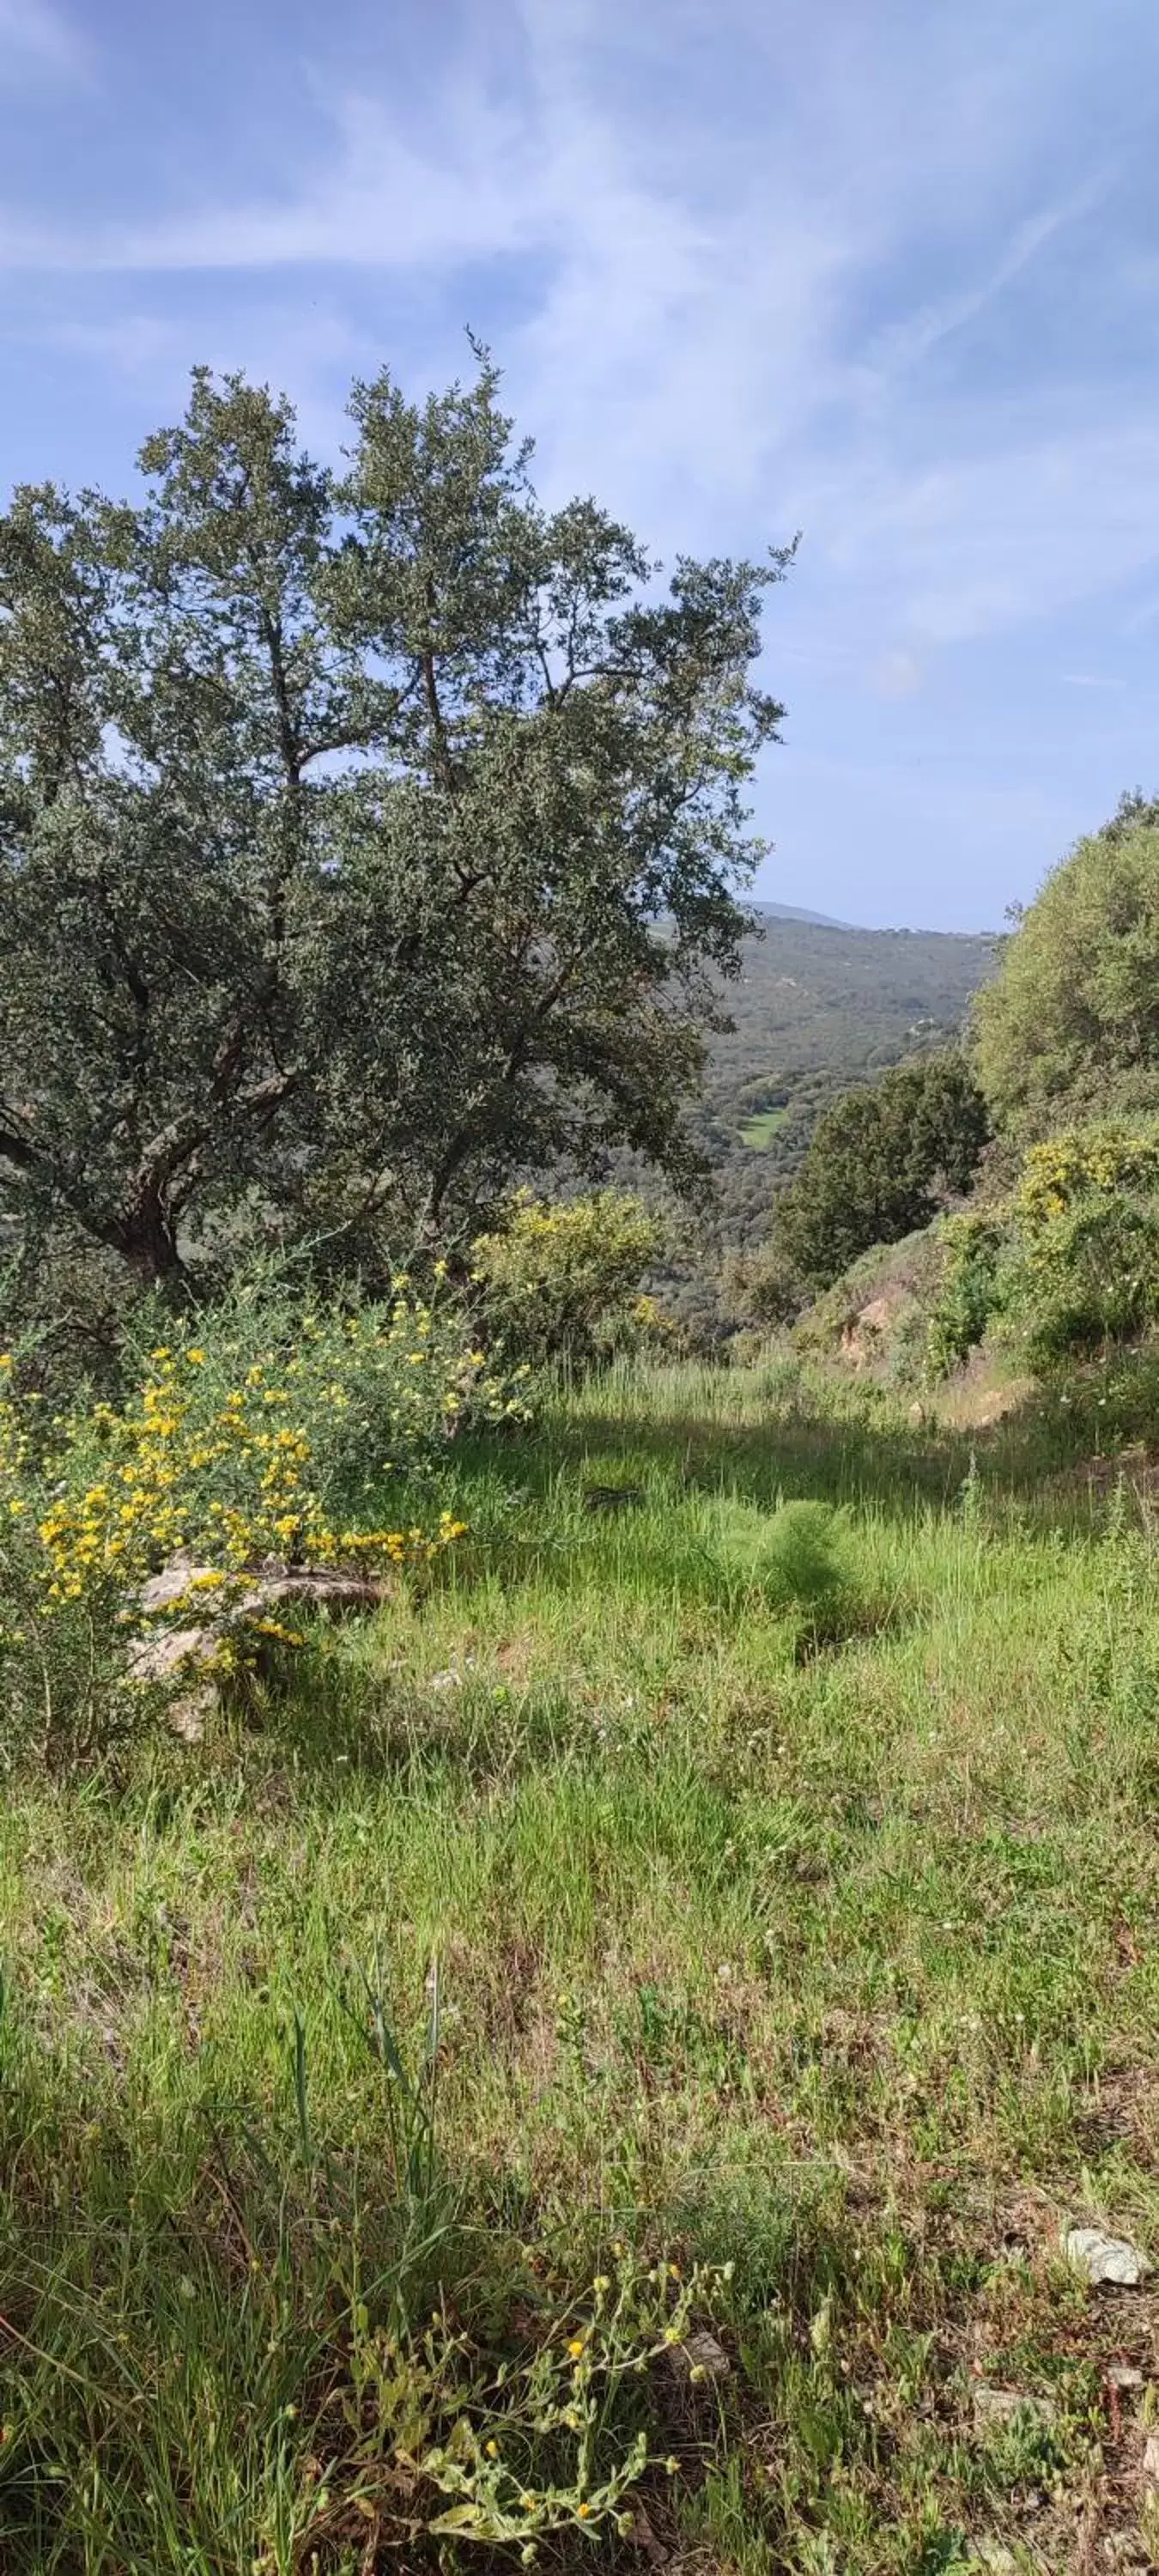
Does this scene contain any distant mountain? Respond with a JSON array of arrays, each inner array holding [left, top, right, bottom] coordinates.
[[755, 900, 850, 927]]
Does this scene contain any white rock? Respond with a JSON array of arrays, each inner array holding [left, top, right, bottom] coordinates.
[[137, 1552, 211, 1614], [1065, 2227, 1150, 2287], [973, 2385, 1058, 2429], [1107, 2361, 1144, 2389], [127, 1622, 218, 1682]]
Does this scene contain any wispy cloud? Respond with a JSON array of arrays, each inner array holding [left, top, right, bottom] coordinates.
[[0, 90, 534, 271]]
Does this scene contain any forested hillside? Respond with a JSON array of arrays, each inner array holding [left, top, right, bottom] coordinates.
[[696, 908, 999, 1243], [631, 910, 999, 1343]]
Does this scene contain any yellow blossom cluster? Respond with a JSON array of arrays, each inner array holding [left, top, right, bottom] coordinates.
[[1018, 1126, 1159, 1233], [0, 1288, 500, 1644]]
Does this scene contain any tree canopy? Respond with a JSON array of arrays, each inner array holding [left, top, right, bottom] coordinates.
[[768, 1049, 990, 1291], [974, 793, 1159, 1141], [0, 355, 791, 1301]]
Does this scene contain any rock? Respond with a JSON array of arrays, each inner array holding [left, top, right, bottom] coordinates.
[[127, 1552, 397, 1736], [138, 1551, 210, 1614], [968, 2545, 1018, 2574], [127, 1623, 219, 1683], [973, 2386, 1058, 2431], [167, 1685, 216, 1744], [1065, 2227, 1150, 2287], [1107, 2360, 1144, 2389], [670, 2330, 730, 2383]]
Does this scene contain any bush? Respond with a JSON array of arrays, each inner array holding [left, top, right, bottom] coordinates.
[[925, 1125, 1159, 1377], [974, 794, 1159, 1139], [471, 1190, 664, 1373], [1007, 1125, 1159, 1365], [926, 1214, 1006, 1376], [768, 1051, 989, 1292], [760, 1500, 849, 1615], [0, 1270, 525, 1768]]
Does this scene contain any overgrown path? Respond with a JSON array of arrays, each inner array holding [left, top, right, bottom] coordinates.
[[2, 1359, 1157, 2572]]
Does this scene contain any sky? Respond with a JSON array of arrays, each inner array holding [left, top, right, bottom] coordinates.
[[0, 0, 1156, 930]]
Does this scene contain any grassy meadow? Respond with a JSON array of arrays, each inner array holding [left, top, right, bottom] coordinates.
[[3, 1354, 1159, 2572]]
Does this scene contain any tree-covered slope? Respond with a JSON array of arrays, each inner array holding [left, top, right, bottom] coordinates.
[[695, 909, 999, 1245]]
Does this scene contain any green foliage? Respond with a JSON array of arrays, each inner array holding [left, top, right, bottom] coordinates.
[[974, 793, 1159, 1140], [758, 1498, 849, 1613], [1008, 1124, 1159, 1365], [344, 2246, 725, 2549], [928, 1126, 1159, 1377], [0, 357, 790, 1305], [768, 1052, 990, 1291], [0, 1269, 519, 1768], [471, 1188, 664, 1371], [925, 1215, 1005, 1376]]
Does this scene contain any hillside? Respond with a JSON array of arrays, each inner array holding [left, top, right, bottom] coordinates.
[[694, 910, 1000, 1247]]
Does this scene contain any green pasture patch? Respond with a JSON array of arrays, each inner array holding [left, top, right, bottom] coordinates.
[[1, 1358, 1156, 2570]]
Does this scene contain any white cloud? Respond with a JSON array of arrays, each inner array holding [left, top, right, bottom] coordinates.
[[0, 90, 533, 272], [0, 0, 1154, 665]]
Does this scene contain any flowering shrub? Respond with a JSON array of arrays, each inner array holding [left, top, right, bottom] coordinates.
[[925, 1124, 1159, 1377], [472, 1189, 664, 1373], [1016, 1125, 1159, 1232], [0, 1273, 526, 1764], [1011, 1124, 1159, 1363]]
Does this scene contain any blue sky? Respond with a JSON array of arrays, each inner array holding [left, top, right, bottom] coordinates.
[[0, 0, 1156, 929]]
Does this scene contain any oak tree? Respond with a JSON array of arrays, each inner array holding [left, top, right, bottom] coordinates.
[[0, 355, 791, 1299]]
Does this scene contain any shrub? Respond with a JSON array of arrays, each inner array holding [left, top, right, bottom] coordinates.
[[768, 1051, 990, 1292], [925, 1124, 1159, 1378], [760, 1500, 850, 1615], [1009, 1125, 1159, 1365], [471, 1189, 664, 1373], [926, 1214, 1006, 1376], [0, 1271, 525, 1767], [974, 795, 1159, 1139]]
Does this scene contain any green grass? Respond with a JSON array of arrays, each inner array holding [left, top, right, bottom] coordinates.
[[3, 1356, 1159, 2570], [739, 1105, 790, 1150]]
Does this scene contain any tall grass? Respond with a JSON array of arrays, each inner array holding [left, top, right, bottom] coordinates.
[[1, 1354, 1158, 2568]]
